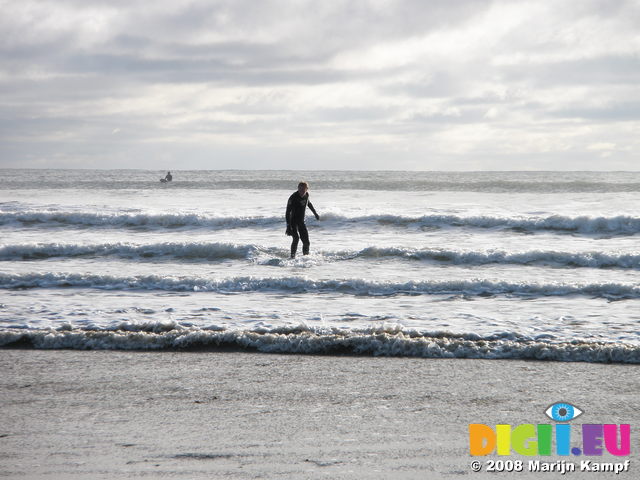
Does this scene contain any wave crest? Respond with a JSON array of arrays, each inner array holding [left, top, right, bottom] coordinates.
[[4, 242, 640, 270], [1, 326, 637, 363], [1, 272, 639, 299], [3, 211, 640, 235]]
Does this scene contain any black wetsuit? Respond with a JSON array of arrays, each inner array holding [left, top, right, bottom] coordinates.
[[286, 191, 318, 257]]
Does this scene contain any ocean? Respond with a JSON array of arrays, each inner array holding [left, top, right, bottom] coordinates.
[[1, 169, 639, 363]]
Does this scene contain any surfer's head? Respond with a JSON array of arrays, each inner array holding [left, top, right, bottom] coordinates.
[[298, 181, 309, 196]]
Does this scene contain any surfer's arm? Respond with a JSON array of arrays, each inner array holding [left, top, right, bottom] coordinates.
[[285, 195, 294, 225], [307, 200, 319, 220]]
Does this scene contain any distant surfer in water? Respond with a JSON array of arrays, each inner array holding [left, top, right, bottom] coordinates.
[[286, 181, 320, 258], [164, 171, 172, 182]]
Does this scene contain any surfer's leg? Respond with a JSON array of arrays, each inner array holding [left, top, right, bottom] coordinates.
[[299, 223, 310, 255], [290, 227, 300, 258]]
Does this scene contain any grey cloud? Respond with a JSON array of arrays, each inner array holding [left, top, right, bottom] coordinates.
[[380, 71, 462, 99], [405, 108, 487, 125], [500, 55, 640, 88], [303, 106, 399, 123], [550, 102, 640, 122], [0, 0, 638, 170], [60, 52, 355, 85], [2, 0, 493, 74]]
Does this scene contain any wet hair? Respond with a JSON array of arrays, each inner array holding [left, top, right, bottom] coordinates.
[[298, 181, 309, 190]]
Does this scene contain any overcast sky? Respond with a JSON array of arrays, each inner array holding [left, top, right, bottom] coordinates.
[[1, 0, 638, 170]]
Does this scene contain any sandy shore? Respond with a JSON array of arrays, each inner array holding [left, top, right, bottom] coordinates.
[[1, 350, 638, 479]]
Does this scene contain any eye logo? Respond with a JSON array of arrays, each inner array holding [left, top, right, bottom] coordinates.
[[545, 402, 583, 422]]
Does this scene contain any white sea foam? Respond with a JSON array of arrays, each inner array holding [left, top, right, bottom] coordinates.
[[1, 325, 637, 363], [350, 247, 640, 268], [1, 272, 639, 299], [0, 241, 275, 261], [357, 213, 640, 234], [0, 211, 281, 229], [3, 210, 640, 235], [4, 242, 640, 269]]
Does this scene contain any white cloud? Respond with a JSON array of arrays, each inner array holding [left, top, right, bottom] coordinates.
[[587, 143, 617, 151]]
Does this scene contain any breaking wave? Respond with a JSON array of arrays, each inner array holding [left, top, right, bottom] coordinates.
[[361, 213, 640, 235], [0, 241, 277, 261], [1, 325, 638, 364], [3, 210, 640, 235], [1, 272, 639, 299], [0, 211, 280, 229], [326, 247, 640, 269], [3, 242, 640, 270]]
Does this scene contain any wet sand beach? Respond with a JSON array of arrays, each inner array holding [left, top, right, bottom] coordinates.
[[1, 350, 638, 479]]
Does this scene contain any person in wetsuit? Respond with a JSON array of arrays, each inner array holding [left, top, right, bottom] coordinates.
[[165, 171, 172, 182], [285, 181, 320, 258]]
